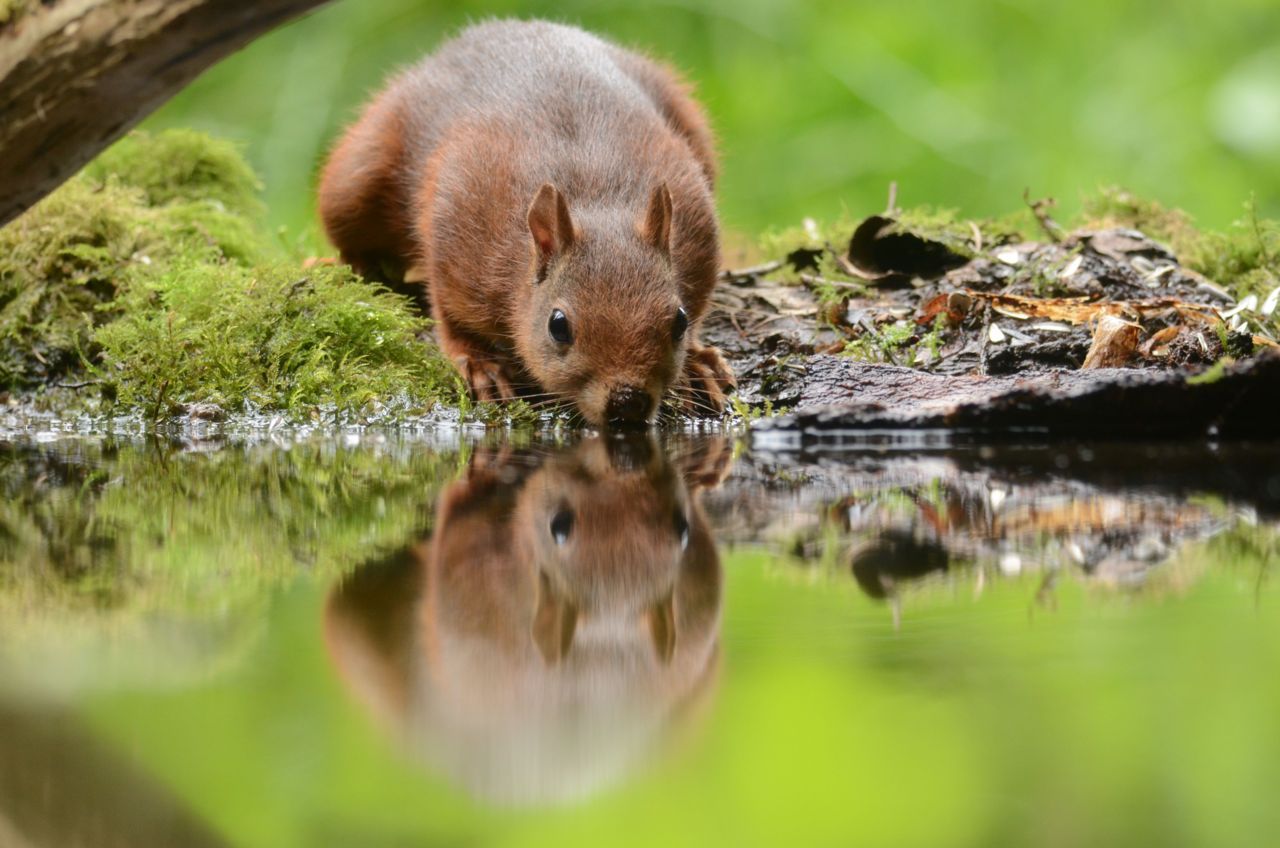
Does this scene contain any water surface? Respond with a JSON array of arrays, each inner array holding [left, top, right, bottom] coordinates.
[[1, 432, 1277, 847]]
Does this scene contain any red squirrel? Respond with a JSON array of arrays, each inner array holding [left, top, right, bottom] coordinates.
[[318, 20, 735, 427]]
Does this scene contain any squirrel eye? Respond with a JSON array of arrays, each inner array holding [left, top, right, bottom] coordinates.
[[672, 306, 689, 342], [673, 508, 690, 550], [550, 509, 574, 544], [548, 309, 573, 345]]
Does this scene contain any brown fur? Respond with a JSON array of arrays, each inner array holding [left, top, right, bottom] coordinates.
[[322, 436, 729, 804], [317, 20, 735, 425]]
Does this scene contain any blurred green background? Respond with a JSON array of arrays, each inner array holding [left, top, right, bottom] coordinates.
[[143, 0, 1280, 249]]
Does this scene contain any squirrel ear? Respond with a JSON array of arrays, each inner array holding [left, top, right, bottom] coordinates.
[[646, 590, 677, 664], [642, 183, 673, 256], [532, 570, 577, 665], [528, 183, 575, 271]]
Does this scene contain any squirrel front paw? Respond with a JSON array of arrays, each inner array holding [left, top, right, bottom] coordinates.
[[456, 354, 518, 404], [678, 343, 736, 417]]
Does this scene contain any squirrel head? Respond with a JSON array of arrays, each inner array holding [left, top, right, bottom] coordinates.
[[518, 183, 690, 428]]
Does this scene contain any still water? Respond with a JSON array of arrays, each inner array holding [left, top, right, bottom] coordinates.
[[1, 431, 1277, 847]]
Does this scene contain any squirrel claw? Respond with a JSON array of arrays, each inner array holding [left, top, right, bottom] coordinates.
[[679, 344, 736, 417], [459, 356, 517, 404]]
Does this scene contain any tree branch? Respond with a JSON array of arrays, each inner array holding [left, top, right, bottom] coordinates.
[[0, 0, 330, 227]]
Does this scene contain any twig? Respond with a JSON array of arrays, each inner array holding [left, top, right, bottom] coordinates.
[[828, 247, 878, 281], [798, 273, 865, 291], [719, 260, 783, 280], [978, 303, 992, 376], [969, 220, 983, 253], [885, 181, 899, 217], [1023, 189, 1064, 243]]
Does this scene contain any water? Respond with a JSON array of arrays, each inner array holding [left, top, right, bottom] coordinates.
[[1, 432, 1277, 847]]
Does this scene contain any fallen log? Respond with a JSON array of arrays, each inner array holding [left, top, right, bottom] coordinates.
[[752, 351, 1280, 442]]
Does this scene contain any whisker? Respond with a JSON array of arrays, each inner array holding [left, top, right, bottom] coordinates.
[[663, 387, 727, 418]]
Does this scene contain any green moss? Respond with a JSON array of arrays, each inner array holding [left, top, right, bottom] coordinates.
[[759, 214, 859, 260], [0, 179, 134, 388], [0, 177, 261, 390], [1, 131, 276, 392], [1186, 358, 1232, 386], [843, 320, 918, 363], [2, 129, 467, 419], [759, 207, 1027, 304], [84, 130, 265, 221], [1080, 187, 1198, 247], [95, 259, 461, 417], [891, 205, 1024, 258]]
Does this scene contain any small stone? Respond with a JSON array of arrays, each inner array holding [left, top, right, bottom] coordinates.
[[183, 402, 226, 422]]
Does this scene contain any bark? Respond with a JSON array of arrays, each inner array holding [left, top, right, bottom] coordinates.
[[750, 351, 1280, 442], [0, 0, 330, 227]]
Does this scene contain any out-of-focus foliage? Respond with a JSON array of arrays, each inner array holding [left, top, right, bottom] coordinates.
[[146, 0, 1280, 245]]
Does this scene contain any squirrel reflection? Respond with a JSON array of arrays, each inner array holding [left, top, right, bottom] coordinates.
[[324, 436, 729, 806]]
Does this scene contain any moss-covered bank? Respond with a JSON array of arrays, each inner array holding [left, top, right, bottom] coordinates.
[[0, 130, 461, 420]]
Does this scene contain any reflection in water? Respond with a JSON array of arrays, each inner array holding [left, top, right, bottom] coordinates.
[[0, 701, 225, 848], [0, 437, 461, 694], [0, 432, 1277, 833], [727, 442, 1279, 614], [325, 435, 731, 806]]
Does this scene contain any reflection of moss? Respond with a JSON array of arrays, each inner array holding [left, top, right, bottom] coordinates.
[[1, 129, 463, 417], [0, 438, 462, 684]]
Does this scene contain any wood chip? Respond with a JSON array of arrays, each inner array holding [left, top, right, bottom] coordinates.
[[1262, 286, 1280, 317], [1082, 315, 1142, 369], [1220, 294, 1258, 319], [1059, 255, 1083, 279]]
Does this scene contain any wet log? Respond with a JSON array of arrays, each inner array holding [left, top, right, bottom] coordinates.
[[0, 0, 329, 227], [752, 352, 1280, 442]]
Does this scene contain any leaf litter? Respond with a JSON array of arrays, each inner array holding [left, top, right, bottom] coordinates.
[[707, 188, 1280, 437]]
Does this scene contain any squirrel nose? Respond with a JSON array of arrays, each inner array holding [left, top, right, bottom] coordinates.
[[605, 385, 653, 425]]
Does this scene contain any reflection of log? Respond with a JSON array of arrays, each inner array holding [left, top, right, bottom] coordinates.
[[0, 701, 227, 847], [0, 0, 329, 227]]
